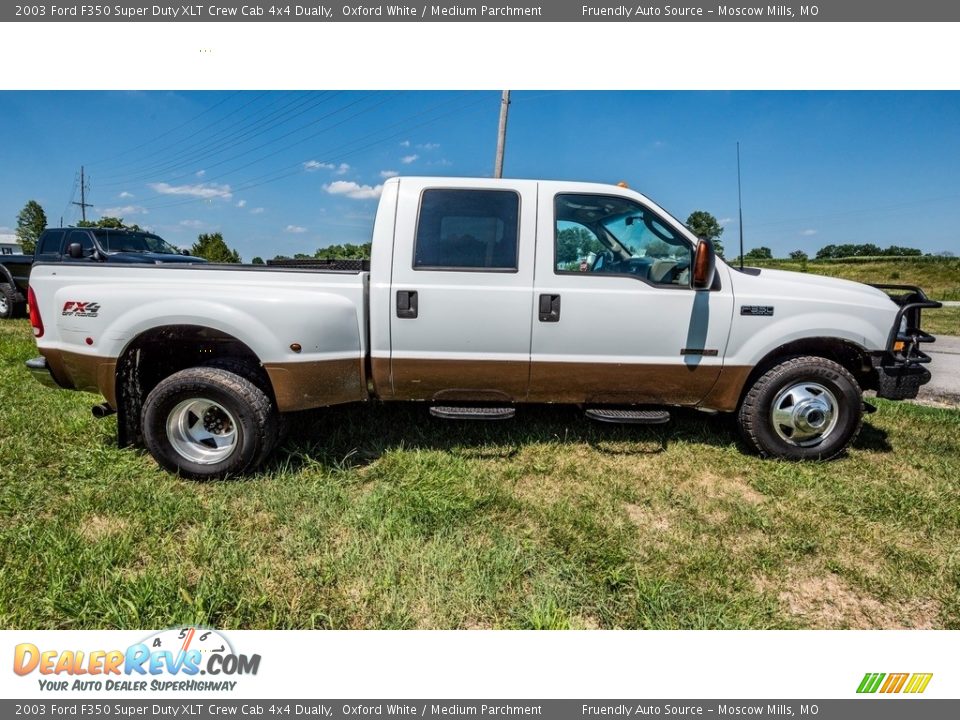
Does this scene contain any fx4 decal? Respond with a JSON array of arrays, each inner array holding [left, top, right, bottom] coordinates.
[[62, 301, 101, 318]]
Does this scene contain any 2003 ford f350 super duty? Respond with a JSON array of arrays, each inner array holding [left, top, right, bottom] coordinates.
[[25, 177, 940, 478]]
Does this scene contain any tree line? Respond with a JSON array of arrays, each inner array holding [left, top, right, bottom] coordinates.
[[10, 199, 944, 264]]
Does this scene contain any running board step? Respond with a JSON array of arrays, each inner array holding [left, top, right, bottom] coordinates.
[[585, 408, 671, 424], [430, 406, 516, 421]]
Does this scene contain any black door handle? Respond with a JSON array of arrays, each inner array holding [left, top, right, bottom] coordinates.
[[539, 293, 561, 322], [397, 290, 418, 319]]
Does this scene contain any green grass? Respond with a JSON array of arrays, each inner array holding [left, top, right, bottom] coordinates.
[[749, 257, 960, 301], [2, 319, 959, 629]]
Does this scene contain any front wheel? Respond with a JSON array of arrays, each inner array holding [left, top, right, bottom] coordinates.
[[737, 356, 863, 461], [142, 367, 278, 480]]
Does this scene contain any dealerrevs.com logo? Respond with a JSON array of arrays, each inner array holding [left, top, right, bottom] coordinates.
[[13, 627, 261, 692]]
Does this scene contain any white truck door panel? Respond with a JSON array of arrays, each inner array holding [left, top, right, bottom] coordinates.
[[387, 178, 538, 402], [529, 186, 735, 405]]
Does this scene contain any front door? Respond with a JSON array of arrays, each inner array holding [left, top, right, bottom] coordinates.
[[529, 190, 734, 405], [388, 179, 538, 402]]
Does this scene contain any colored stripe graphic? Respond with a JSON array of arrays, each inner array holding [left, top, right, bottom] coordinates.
[[880, 673, 909, 693], [857, 673, 885, 693], [857, 672, 932, 694], [904, 673, 933, 694]]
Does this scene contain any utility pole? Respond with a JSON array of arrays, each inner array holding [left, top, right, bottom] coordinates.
[[493, 90, 511, 179], [71, 166, 93, 223]]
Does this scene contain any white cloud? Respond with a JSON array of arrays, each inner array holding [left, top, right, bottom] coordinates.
[[800, 229, 818, 236], [401, 154, 419, 165], [100, 205, 148, 216], [250, 207, 265, 214], [418, 142, 440, 150], [179, 219, 205, 229], [150, 182, 232, 200], [118, 191, 134, 199], [304, 160, 349, 174], [324, 181, 383, 200], [196, 170, 206, 178], [399, 140, 411, 147], [719, 217, 734, 225], [236, 199, 247, 208], [428, 158, 453, 167], [285, 225, 307, 234], [380, 169, 399, 179]]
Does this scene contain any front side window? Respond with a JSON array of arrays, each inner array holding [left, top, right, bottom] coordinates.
[[555, 194, 693, 287], [414, 189, 520, 271], [66, 230, 94, 256]]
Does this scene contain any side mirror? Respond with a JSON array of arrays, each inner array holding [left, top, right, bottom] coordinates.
[[692, 237, 716, 289], [182, 249, 190, 256], [67, 242, 84, 259]]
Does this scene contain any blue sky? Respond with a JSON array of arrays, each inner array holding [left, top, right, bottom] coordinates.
[[0, 90, 958, 260]]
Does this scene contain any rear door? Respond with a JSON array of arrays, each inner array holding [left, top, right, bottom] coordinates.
[[387, 178, 537, 402]]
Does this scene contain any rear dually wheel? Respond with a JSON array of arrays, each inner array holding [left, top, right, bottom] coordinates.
[[141, 367, 278, 480]]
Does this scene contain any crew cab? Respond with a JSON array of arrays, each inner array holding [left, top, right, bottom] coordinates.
[[25, 177, 940, 478], [0, 227, 205, 318]]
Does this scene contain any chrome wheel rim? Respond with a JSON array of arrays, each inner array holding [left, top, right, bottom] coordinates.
[[0, 295, 8, 315], [770, 381, 839, 447], [166, 398, 238, 464]]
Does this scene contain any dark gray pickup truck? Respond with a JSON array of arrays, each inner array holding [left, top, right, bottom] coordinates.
[[0, 227, 206, 318]]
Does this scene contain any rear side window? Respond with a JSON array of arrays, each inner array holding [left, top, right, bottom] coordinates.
[[413, 189, 520, 271], [37, 230, 65, 255]]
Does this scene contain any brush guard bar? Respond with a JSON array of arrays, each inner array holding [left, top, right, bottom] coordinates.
[[869, 284, 941, 399]]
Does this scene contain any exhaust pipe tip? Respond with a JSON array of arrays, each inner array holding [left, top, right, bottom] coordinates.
[[92, 403, 116, 419]]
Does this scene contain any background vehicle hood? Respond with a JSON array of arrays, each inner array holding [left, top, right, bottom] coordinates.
[[108, 252, 207, 263]]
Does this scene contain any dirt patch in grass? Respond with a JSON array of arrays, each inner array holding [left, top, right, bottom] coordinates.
[[692, 472, 766, 505], [625, 503, 671, 532], [78, 515, 129, 542], [771, 571, 939, 629]]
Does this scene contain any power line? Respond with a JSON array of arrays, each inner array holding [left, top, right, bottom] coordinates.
[[135, 93, 490, 213], [87, 91, 243, 167], [98, 92, 348, 188], [94, 92, 324, 183]]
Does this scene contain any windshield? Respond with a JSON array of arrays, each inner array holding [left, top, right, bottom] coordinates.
[[93, 230, 180, 255]]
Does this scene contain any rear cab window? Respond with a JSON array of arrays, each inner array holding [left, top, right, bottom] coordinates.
[[413, 189, 520, 272], [35, 230, 66, 259]]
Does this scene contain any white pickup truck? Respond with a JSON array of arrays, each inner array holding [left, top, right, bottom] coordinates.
[[26, 177, 939, 478]]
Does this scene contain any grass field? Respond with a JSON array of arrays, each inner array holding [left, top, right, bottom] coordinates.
[[749, 256, 960, 302], [1, 319, 959, 630]]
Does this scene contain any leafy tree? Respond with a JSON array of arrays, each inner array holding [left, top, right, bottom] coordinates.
[[685, 210, 725, 258], [313, 242, 372, 260], [16, 200, 47, 254], [789, 250, 808, 261], [190, 232, 241, 263], [744, 246, 773, 260], [251, 256, 265, 265], [77, 216, 142, 231], [555, 227, 605, 266]]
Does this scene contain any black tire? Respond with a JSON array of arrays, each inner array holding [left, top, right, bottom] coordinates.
[[0, 283, 20, 319], [141, 367, 278, 480], [738, 356, 863, 461], [200, 357, 285, 466]]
